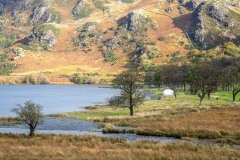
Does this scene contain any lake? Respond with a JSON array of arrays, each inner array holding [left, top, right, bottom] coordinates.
[[0, 85, 120, 117]]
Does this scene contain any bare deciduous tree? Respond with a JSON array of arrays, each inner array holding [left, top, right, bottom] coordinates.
[[12, 101, 44, 137]]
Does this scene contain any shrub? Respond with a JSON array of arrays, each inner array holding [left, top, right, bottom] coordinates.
[[72, 3, 93, 19], [70, 73, 97, 84], [148, 47, 159, 59], [145, 42, 156, 45], [0, 52, 18, 75], [121, 0, 135, 3], [109, 27, 115, 30], [21, 75, 50, 84], [93, 0, 108, 11], [47, 8, 62, 23], [102, 50, 116, 62], [171, 51, 180, 57], [158, 36, 165, 41], [0, 33, 19, 50]]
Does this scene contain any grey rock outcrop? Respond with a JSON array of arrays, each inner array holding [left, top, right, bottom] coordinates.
[[12, 0, 33, 18], [12, 0, 58, 23], [178, 0, 184, 4], [29, 24, 59, 50], [186, 0, 205, 10], [207, 4, 238, 27], [31, 7, 48, 23], [125, 10, 148, 35], [32, 30, 57, 48], [104, 37, 119, 50], [191, 1, 240, 48], [72, 0, 93, 19], [0, 0, 20, 6]]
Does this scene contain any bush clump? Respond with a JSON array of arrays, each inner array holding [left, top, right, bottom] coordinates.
[[121, 0, 135, 3], [72, 1, 93, 19], [102, 50, 116, 62]]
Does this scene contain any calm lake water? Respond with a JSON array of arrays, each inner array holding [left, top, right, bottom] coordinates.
[[0, 85, 120, 117]]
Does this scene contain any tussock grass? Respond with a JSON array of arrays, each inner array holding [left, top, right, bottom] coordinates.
[[104, 106, 240, 143], [0, 134, 240, 160], [61, 92, 240, 142]]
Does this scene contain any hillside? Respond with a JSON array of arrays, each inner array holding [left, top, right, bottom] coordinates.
[[0, 0, 239, 84]]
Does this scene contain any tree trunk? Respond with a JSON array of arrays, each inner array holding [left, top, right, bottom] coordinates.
[[198, 91, 206, 107], [207, 92, 211, 100], [130, 106, 134, 116], [129, 90, 134, 116], [232, 86, 240, 103], [199, 97, 204, 106], [233, 93, 236, 102], [29, 127, 35, 137]]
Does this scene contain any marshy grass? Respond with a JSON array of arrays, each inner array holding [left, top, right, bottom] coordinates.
[[0, 134, 240, 160], [60, 91, 240, 142], [103, 106, 240, 143]]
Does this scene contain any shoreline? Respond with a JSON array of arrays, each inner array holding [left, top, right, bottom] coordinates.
[[0, 116, 240, 147]]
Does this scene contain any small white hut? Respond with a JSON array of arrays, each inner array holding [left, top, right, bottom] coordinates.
[[163, 89, 174, 96]]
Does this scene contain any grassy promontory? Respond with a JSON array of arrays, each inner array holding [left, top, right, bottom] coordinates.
[[61, 92, 240, 143]]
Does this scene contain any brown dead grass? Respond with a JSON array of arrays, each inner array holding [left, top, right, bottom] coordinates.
[[0, 134, 239, 160], [114, 106, 240, 136]]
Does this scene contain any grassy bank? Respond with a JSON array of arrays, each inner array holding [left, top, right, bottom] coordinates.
[[61, 92, 240, 142], [0, 134, 240, 160], [63, 92, 234, 121], [0, 117, 20, 126]]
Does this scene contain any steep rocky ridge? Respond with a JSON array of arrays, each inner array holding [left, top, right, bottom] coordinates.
[[0, 0, 239, 83], [191, 1, 240, 48]]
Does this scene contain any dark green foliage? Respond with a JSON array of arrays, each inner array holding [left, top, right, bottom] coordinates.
[[145, 42, 156, 45], [47, 8, 62, 23], [93, 0, 108, 11], [0, 33, 19, 50], [109, 27, 115, 30], [184, 45, 194, 50], [158, 36, 165, 41], [0, 52, 8, 62], [12, 101, 44, 137], [33, 24, 60, 37], [0, 52, 18, 75], [25, 24, 60, 51], [21, 75, 49, 84], [102, 50, 116, 62], [74, 22, 100, 48], [171, 51, 180, 57], [110, 68, 146, 116], [121, 0, 135, 3], [70, 73, 97, 84], [77, 22, 99, 32], [72, 3, 93, 19], [147, 47, 159, 59], [88, 32, 97, 38], [0, 22, 5, 33]]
